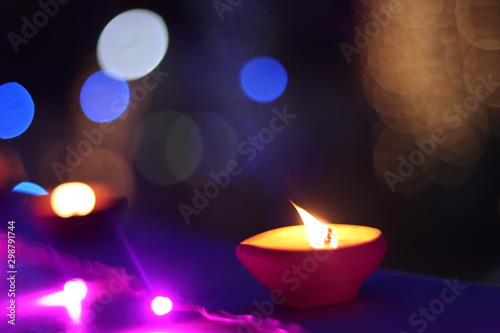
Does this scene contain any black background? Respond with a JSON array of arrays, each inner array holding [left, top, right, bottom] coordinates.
[[1, 0, 499, 284]]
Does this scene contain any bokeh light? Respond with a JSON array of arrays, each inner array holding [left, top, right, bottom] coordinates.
[[0, 82, 35, 139], [463, 46, 500, 108], [384, 0, 443, 28], [64, 279, 88, 302], [357, 0, 491, 192], [151, 296, 173, 316], [240, 56, 288, 103], [134, 110, 202, 186], [97, 9, 169, 81], [65, 148, 135, 204], [51, 182, 96, 218], [80, 70, 130, 123], [39, 279, 88, 323], [165, 115, 204, 183], [456, 0, 500, 50], [12, 181, 48, 196]]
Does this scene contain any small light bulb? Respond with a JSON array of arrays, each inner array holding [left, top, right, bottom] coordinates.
[[151, 296, 173, 316], [38, 279, 88, 323], [64, 279, 88, 301]]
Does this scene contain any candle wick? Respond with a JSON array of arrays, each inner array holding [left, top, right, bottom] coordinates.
[[324, 227, 333, 246]]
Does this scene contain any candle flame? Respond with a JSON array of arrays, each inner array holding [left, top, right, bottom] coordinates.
[[290, 201, 338, 249], [51, 182, 96, 218]]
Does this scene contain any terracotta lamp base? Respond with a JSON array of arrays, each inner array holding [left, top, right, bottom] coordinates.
[[236, 224, 387, 309]]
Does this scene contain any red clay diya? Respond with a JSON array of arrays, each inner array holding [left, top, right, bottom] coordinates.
[[236, 202, 387, 309]]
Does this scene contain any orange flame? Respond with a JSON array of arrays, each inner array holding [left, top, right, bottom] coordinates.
[[290, 201, 338, 249], [51, 182, 96, 218]]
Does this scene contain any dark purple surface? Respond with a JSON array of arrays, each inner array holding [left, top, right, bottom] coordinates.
[[1, 212, 500, 332]]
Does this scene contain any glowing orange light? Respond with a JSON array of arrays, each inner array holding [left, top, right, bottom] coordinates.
[[51, 182, 96, 218], [290, 201, 338, 249]]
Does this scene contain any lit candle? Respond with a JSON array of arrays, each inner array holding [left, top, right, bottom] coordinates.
[[28, 182, 121, 245], [236, 202, 387, 309], [30, 182, 116, 219]]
